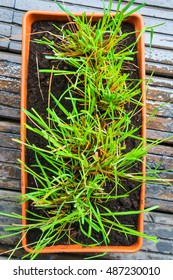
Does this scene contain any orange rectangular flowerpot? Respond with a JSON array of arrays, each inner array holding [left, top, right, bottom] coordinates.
[[21, 10, 146, 254]]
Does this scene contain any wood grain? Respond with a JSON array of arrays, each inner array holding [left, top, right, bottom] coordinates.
[[0, 0, 15, 7]]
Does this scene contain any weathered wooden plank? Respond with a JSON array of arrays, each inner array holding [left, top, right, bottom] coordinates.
[[145, 211, 173, 226], [116, 218, 173, 256], [0, 132, 19, 149], [130, 0, 173, 9], [147, 129, 173, 144], [141, 235, 173, 256], [0, 76, 20, 93], [0, 162, 20, 180], [0, 147, 20, 164], [13, 0, 173, 20], [58, 0, 173, 21], [146, 171, 173, 184], [0, 121, 20, 134], [144, 16, 173, 36], [132, 3, 173, 21], [0, 7, 13, 24], [146, 47, 173, 66], [11, 25, 22, 42], [0, 51, 21, 65], [148, 76, 173, 89], [107, 250, 173, 260], [146, 100, 173, 118], [0, 0, 15, 7], [147, 120, 173, 143], [0, 178, 20, 194], [146, 184, 173, 204], [0, 89, 20, 120], [0, 246, 85, 259], [0, 61, 21, 78], [13, 11, 23, 25], [0, 105, 20, 120], [12, 9, 79, 27], [149, 144, 173, 157], [150, 171, 173, 181], [0, 244, 25, 259], [0, 189, 20, 199], [0, 190, 21, 246], [0, 23, 11, 49], [146, 61, 173, 78], [0, 39, 8, 50], [145, 32, 173, 50], [0, 91, 20, 108], [147, 154, 173, 171], [0, 178, 20, 191], [147, 86, 173, 103], [14, 0, 99, 12], [0, 93, 19, 120], [0, 23, 11, 36], [0, 189, 20, 201], [9, 41, 21, 53], [153, 240, 173, 258], [147, 116, 173, 133], [146, 197, 173, 213]]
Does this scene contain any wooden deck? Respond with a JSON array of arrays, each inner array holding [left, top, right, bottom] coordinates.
[[0, 0, 173, 260]]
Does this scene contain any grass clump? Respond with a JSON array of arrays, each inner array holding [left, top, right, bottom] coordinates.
[[0, 0, 168, 259]]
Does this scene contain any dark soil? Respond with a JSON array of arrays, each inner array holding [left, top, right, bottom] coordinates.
[[26, 19, 142, 247]]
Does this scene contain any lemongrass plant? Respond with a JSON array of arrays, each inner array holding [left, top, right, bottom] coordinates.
[[0, 0, 169, 259]]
